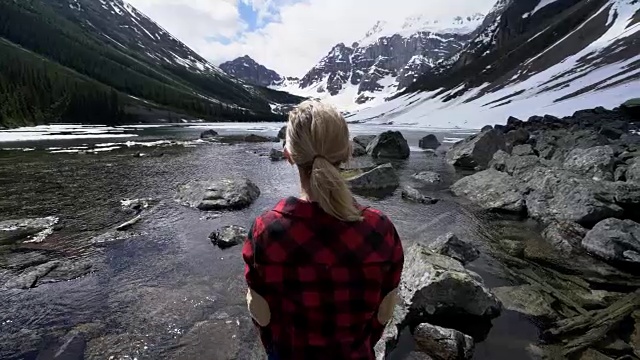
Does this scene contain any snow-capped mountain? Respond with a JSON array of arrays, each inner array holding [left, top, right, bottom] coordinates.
[[274, 13, 485, 110], [350, 0, 640, 128], [220, 55, 285, 87]]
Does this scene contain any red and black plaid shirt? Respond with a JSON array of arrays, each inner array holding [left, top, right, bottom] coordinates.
[[242, 197, 404, 360]]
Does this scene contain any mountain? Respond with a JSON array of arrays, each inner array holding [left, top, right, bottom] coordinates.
[[0, 0, 302, 128], [220, 55, 284, 87], [275, 13, 485, 110], [350, 0, 640, 128]]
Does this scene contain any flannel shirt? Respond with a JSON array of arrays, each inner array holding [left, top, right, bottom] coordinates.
[[242, 197, 404, 360]]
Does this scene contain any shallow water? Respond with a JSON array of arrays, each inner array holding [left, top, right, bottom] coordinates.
[[0, 123, 540, 360]]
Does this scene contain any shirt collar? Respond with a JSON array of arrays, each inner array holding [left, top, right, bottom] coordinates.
[[272, 196, 368, 219]]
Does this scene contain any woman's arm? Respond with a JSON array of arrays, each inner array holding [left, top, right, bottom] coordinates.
[[375, 223, 404, 332], [242, 221, 272, 327]]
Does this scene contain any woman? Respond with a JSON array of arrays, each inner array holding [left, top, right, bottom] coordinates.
[[242, 100, 404, 360]]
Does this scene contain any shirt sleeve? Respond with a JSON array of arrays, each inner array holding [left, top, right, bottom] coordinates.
[[382, 222, 404, 296], [242, 219, 263, 292]]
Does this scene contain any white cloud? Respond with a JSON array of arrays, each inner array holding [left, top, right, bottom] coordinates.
[[126, 0, 497, 77]]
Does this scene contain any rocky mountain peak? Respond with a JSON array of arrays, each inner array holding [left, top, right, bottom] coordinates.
[[219, 55, 284, 87]]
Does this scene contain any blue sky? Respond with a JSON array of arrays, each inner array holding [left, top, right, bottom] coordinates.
[[238, 1, 260, 32]]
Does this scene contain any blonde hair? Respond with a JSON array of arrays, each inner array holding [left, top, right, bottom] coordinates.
[[285, 100, 363, 222]]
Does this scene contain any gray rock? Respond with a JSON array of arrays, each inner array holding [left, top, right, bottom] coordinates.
[[505, 128, 530, 147], [120, 198, 155, 214], [512, 144, 535, 156], [631, 311, 640, 358], [399, 243, 502, 319], [90, 230, 143, 245], [578, 349, 615, 360], [499, 239, 525, 258], [446, 129, 507, 169], [413, 323, 474, 360], [428, 233, 479, 265], [412, 171, 442, 183], [451, 169, 525, 213], [492, 285, 558, 320], [627, 159, 640, 184], [0, 216, 58, 244], [505, 155, 543, 176], [419, 134, 441, 150], [614, 166, 627, 181], [599, 125, 624, 140], [40, 259, 93, 284], [243, 134, 279, 143], [351, 141, 367, 157], [366, 131, 410, 159], [353, 135, 376, 149], [176, 179, 260, 211], [269, 148, 285, 161], [39, 330, 87, 360], [481, 125, 493, 132], [581, 218, 640, 265], [541, 221, 588, 254], [3, 261, 58, 289], [347, 163, 399, 190], [563, 146, 615, 181], [200, 129, 218, 139], [401, 186, 439, 204], [209, 225, 247, 249], [277, 125, 287, 140], [489, 150, 510, 172]]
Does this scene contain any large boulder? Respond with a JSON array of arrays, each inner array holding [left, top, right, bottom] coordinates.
[[419, 134, 441, 150], [209, 225, 247, 250], [401, 186, 439, 204], [627, 159, 640, 184], [451, 169, 525, 213], [541, 221, 588, 254], [563, 146, 615, 181], [351, 141, 367, 157], [413, 323, 474, 360], [200, 129, 218, 139], [581, 218, 640, 265], [492, 286, 558, 321], [277, 125, 287, 140], [353, 135, 376, 149], [269, 148, 285, 161], [347, 164, 399, 190], [176, 179, 260, 211], [512, 144, 535, 156], [489, 150, 510, 172], [366, 131, 410, 159], [504, 155, 543, 177], [505, 128, 530, 147], [446, 130, 507, 169], [621, 98, 640, 119], [412, 171, 442, 183], [399, 243, 502, 319], [427, 233, 479, 265]]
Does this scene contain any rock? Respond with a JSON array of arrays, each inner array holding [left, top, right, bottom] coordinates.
[[176, 178, 260, 211], [116, 215, 142, 231], [413, 323, 474, 360], [621, 98, 640, 119], [90, 230, 143, 245], [419, 134, 441, 150], [451, 169, 525, 213], [499, 239, 525, 258], [581, 218, 640, 265], [512, 144, 535, 156], [373, 307, 405, 360], [505, 128, 530, 147], [541, 221, 588, 254], [0, 216, 59, 244], [481, 125, 493, 132], [200, 129, 218, 139], [3, 261, 58, 289], [494, 124, 507, 133], [505, 155, 543, 177], [489, 150, 510, 172], [405, 351, 435, 360], [401, 186, 439, 204], [492, 285, 558, 321], [506, 116, 524, 130], [399, 243, 502, 319], [366, 131, 410, 159], [351, 141, 367, 157], [631, 311, 640, 357], [39, 259, 93, 284], [599, 125, 624, 140], [446, 129, 507, 169], [243, 134, 279, 143], [269, 148, 285, 161], [428, 233, 479, 265], [578, 349, 614, 360], [596, 337, 633, 356], [38, 330, 87, 360], [347, 163, 399, 190], [563, 146, 615, 181], [614, 166, 627, 181], [277, 125, 287, 140], [412, 171, 442, 183], [209, 225, 247, 250], [120, 198, 155, 214], [353, 135, 376, 148], [627, 159, 640, 184]]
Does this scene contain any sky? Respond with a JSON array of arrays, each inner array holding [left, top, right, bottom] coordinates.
[[125, 0, 497, 78]]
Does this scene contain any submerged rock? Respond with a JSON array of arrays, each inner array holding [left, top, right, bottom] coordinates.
[[581, 218, 640, 265], [563, 146, 615, 181], [492, 285, 558, 321], [499, 239, 526, 258], [176, 179, 260, 211], [451, 169, 525, 213], [347, 164, 399, 190], [413, 323, 474, 360], [401, 186, 439, 204], [428, 233, 479, 265], [209, 225, 247, 250], [366, 131, 410, 159], [412, 171, 442, 183], [2, 261, 59, 289], [353, 135, 376, 149], [419, 135, 441, 150], [541, 221, 588, 254], [0, 216, 59, 244], [446, 129, 507, 169]]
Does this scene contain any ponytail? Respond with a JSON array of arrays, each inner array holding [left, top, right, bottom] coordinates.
[[309, 157, 363, 222]]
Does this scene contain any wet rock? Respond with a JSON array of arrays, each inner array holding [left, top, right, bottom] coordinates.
[[512, 144, 535, 156], [120, 198, 155, 214], [499, 239, 525, 258], [200, 129, 218, 139], [347, 163, 399, 190], [401, 186, 439, 204], [366, 131, 410, 159], [413, 323, 474, 360], [492, 285, 558, 321], [3, 249, 52, 270], [596, 337, 633, 356], [0, 216, 59, 244], [446, 129, 507, 170], [85, 333, 153, 360], [451, 169, 525, 213], [90, 230, 143, 245], [505, 128, 530, 147], [116, 215, 142, 231], [353, 135, 376, 149], [351, 141, 367, 157], [563, 146, 615, 181], [581, 218, 640, 265], [400, 243, 502, 319], [277, 125, 287, 140], [37, 329, 87, 360], [428, 233, 479, 265], [489, 150, 510, 172], [3, 261, 58, 289], [177, 178, 260, 211], [209, 225, 247, 250], [541, 221, 588, 254], [419, 134, 441, 150], [269, 148, 285, 161], [40, 259, 93, 284], [412, 171, 442, 183]]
